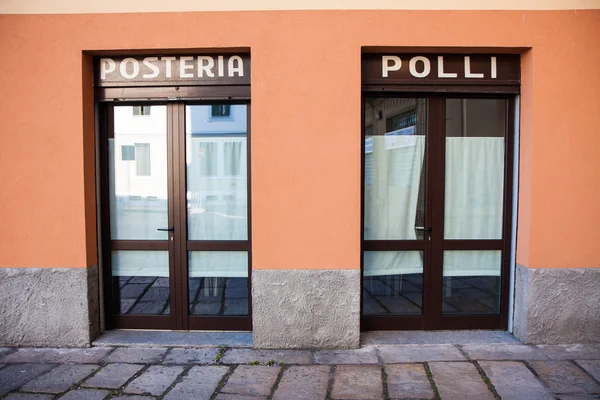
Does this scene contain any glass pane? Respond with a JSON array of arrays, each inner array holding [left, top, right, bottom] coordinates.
[[363, 251, 424, 316], [444, 99, 505, 239], [364, 98, 427, 240], [109, 105, 168, 240], [186, 105, 248, 240], [442, 250, 501, 315], [112, 250, 170, 315], [188, 251, 249, 316]]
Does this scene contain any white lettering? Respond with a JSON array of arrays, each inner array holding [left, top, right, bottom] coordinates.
[[464, 56, 484, 78], [491, 56, 497, 79], [142, 57, 159, 79], [198, 56, 215, 78], [161, 57, 176, 78], [409, 56, 431, 78], [437, 56, 457, 78], [180, 56, 194, 78], [382, 56, 401, 78], [228, 55, 244, 77], [100, 58, 116, 80], [217, 55, 224, 77], [120, 58, 139, 79]]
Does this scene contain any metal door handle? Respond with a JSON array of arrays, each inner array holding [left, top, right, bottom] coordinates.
[[415, 226, 432, 232], [157, 227, 175, 232]]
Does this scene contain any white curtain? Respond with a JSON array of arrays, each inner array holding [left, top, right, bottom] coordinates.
[[443, 137, 505, 277]]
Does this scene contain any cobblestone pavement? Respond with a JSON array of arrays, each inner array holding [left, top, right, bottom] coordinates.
[[0, 344, 599, 399]]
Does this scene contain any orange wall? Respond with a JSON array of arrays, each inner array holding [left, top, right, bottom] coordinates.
[[0, 10, 598, 270]]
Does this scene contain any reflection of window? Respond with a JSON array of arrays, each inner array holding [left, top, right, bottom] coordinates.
[[121, 145, 135, 161], [199, 142, 218, 176], [224, 141, 242, 176], [211, 105, 231, 118], [133, 106, 151, 116], [135, 143, 151, 176], [387, 110, 417, 132]]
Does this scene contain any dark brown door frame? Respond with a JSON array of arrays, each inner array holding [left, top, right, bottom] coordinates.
[[98, 92, 252, 331], [360, 93, 516, 331]]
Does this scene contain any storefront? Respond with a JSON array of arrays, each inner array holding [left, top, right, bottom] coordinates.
[[0, 2, 598, 349]]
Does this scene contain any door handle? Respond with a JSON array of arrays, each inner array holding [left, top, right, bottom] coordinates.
[[157, 227, 175, 232], [415, 226, 432, 232]]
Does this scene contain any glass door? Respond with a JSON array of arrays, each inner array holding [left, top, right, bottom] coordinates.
[[361, 95, 513, 330], [102, 102, 251, 331]]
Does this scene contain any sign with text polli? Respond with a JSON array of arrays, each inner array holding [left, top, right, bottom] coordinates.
[[362, 54, 520, 85]]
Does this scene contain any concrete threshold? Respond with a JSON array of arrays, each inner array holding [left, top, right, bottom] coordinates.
[[92, 330, 253, 348], [361, 330, 520, 345]]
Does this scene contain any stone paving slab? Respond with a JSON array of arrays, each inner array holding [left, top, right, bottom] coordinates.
[[480, 361, 555, 400], [557, 395, 600, 400], [124, 365, 185, 396], [272, 365, 330, 400], [362, 330, 519, 345], [3, 394, 54, 400], [220, 365, 280, 397], [215, 395, 267, 400], [163, 366, 228, 400], [57, 388, 110, 400], [111, 396, 155, 400], [461, 343, 550, 360], [104, 347, 167, 364], [529, 361, 600, 394], [429, 362, 494, 400], [538, 344, 600, 360], [314, 347, 378, 365], [221, 349, 312, 365], [378, 344, 465, 363], [21, 364, 99, 394], [163, 348, 219, 364], [0, 363, 57, 396], [576, 360, 600, 381], [331, 365, 382, 400], [0, 348, 112, 364], [93, 330, 253, 348], [385, 363, 434, 399], [82, 363, 144, 389]]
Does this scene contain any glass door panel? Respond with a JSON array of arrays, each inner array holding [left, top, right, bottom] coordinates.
[[185, 105, 250, 320], [363, 98, 428, 318], [108, 105, 170, 317]]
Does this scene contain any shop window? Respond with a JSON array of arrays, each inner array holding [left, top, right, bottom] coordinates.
[[121, 145, 135, 161], [224, 141, 242, 176], [386, 110, 417, 132], [135, 143, 151, 176]]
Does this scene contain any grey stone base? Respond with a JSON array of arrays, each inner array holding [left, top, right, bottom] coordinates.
[[252, 269, 360, 349], [0, 266, 100, 347], [514, 264, 600, 344]]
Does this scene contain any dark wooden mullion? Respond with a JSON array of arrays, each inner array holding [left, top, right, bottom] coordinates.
[[500, 96, 516, 329], [187, 241, 250, 251], [427, 96, 445, 329], [173, 103, 189, 330], [443, 240, 504, 250], [111, 240, 170, 250], [363, 240, 426, 251]]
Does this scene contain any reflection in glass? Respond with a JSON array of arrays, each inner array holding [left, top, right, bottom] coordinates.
[[442, 250, 501, 315], [363, 251, 424, 315], [364, 98, 427, 241], [109, 105, 168, 240], [112, 251, 170, 315], [186, 105, 248, 240], [444, 99, 505, 240], [188, 251, 249, 316]]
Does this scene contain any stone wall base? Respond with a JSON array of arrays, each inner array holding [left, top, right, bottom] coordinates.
[[513, 264, 600, 344], [0, 266, 100, 347], [252, 269, 360, 349]]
